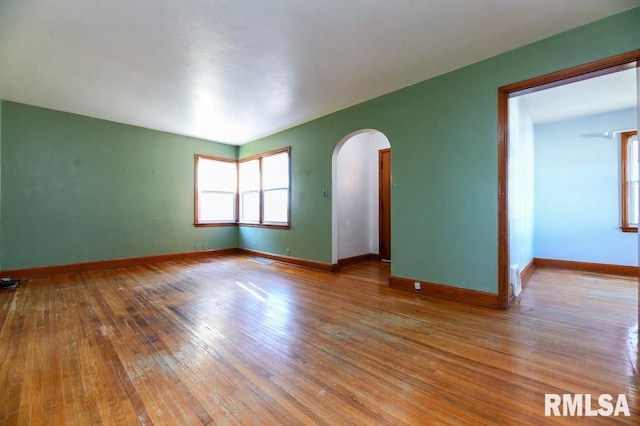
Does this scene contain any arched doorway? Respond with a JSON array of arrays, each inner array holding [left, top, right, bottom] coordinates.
[[331, 130, 391, 265]]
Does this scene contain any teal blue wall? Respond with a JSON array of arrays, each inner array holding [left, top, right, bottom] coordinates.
[[239, 8, 640, 293], [0, 102, 238, 269]]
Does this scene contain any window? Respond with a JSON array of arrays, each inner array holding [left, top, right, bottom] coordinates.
[[194, 148, 290, 228], [194, 155, 237, 226], [239, 148, 290, 227], [239, 159, 260, 223], [262, 151, 290, 223], [621, 130, 638, 232]]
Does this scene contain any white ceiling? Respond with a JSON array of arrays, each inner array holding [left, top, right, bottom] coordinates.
[[1, 1, 639, 145], [521, 68, 638, 125]]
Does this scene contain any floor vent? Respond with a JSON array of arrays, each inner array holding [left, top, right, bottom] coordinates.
[[249, 257, 274, 265], [510, 265, 522, 297]]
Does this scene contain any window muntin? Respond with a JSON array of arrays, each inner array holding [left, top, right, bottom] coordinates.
[[622, 131, 638, 232], [195, 155, 238, 225]]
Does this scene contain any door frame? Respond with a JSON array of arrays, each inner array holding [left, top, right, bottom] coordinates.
[[497, 49, 640, 309], [378, 148, 391, 261]]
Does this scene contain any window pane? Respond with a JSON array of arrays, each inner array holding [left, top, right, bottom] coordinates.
[[263, 189, 289, 223], [262, 152, 289, 190], [631, 182, 638, 226], [240, 191, 260, 222], [629, 137, 638, 181], [239, 159, 260, 192], [199, 192, 235, 222], [198, 158, 236, 192], [629, 137, 639, 226]]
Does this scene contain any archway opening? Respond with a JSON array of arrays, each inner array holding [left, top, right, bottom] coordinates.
[[331, 130, 391, 265]]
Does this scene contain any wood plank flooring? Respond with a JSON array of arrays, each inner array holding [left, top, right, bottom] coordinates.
[[0, 255, 638, 424]]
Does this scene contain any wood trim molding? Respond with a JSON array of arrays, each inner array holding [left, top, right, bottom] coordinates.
[[389, 276, 499, 308], [378, 148, 392, 261], [238, 248, 338, 272], [501, 50, 640, 96], [520, 259, 536, 286], [498, 83, 509, 309], [534, 258, 638, 277], [194, 222, 238, 228], [621, 130, 638, 232], [238, 147, 291, 227], [497, 49, 640, 310], [238, 223, 290, 230], [194, 154, 239, 226], [1, 248, 239, 279], [238, 146, 290, 163], [337, 253, 379, 267]]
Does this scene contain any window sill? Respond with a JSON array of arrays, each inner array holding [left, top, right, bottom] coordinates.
[[239, 222, 290, 230], [194, 222, 238, 227], [621, 226, 638, 233]]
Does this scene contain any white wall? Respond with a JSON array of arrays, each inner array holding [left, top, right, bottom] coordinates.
[[336, 131, 390, 260], [508, 97, 535, 273], [534, 108, 638, 266]]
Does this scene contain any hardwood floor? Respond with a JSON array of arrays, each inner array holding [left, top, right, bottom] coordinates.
[[0, 256, 638, 424]]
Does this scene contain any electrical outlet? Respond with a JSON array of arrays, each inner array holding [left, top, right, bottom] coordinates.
[[286, 248, 291, 256], [414, 282, 421, 290], [195, 244, 200, 251]]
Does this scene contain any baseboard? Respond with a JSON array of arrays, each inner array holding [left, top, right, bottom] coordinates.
[[0, 248, 239, 279], [520, 258, 536, 286], [388, 276, 498, 308], [337, 253, 379, 266], [238, 248, 338, 272], [534, 258, 638, 277]]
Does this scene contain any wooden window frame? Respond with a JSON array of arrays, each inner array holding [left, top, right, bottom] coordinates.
[[238, 147, 291, 229], [238, 158, 262, 225], [194, 148, 291, 229], [621, 130, 638, 233], [194, 154, 239, 227]]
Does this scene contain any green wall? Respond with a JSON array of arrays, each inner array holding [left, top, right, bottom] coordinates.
[[0, 102, 238, 270], [239, 7, 640, 293], [238, 122, 336, 261]]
